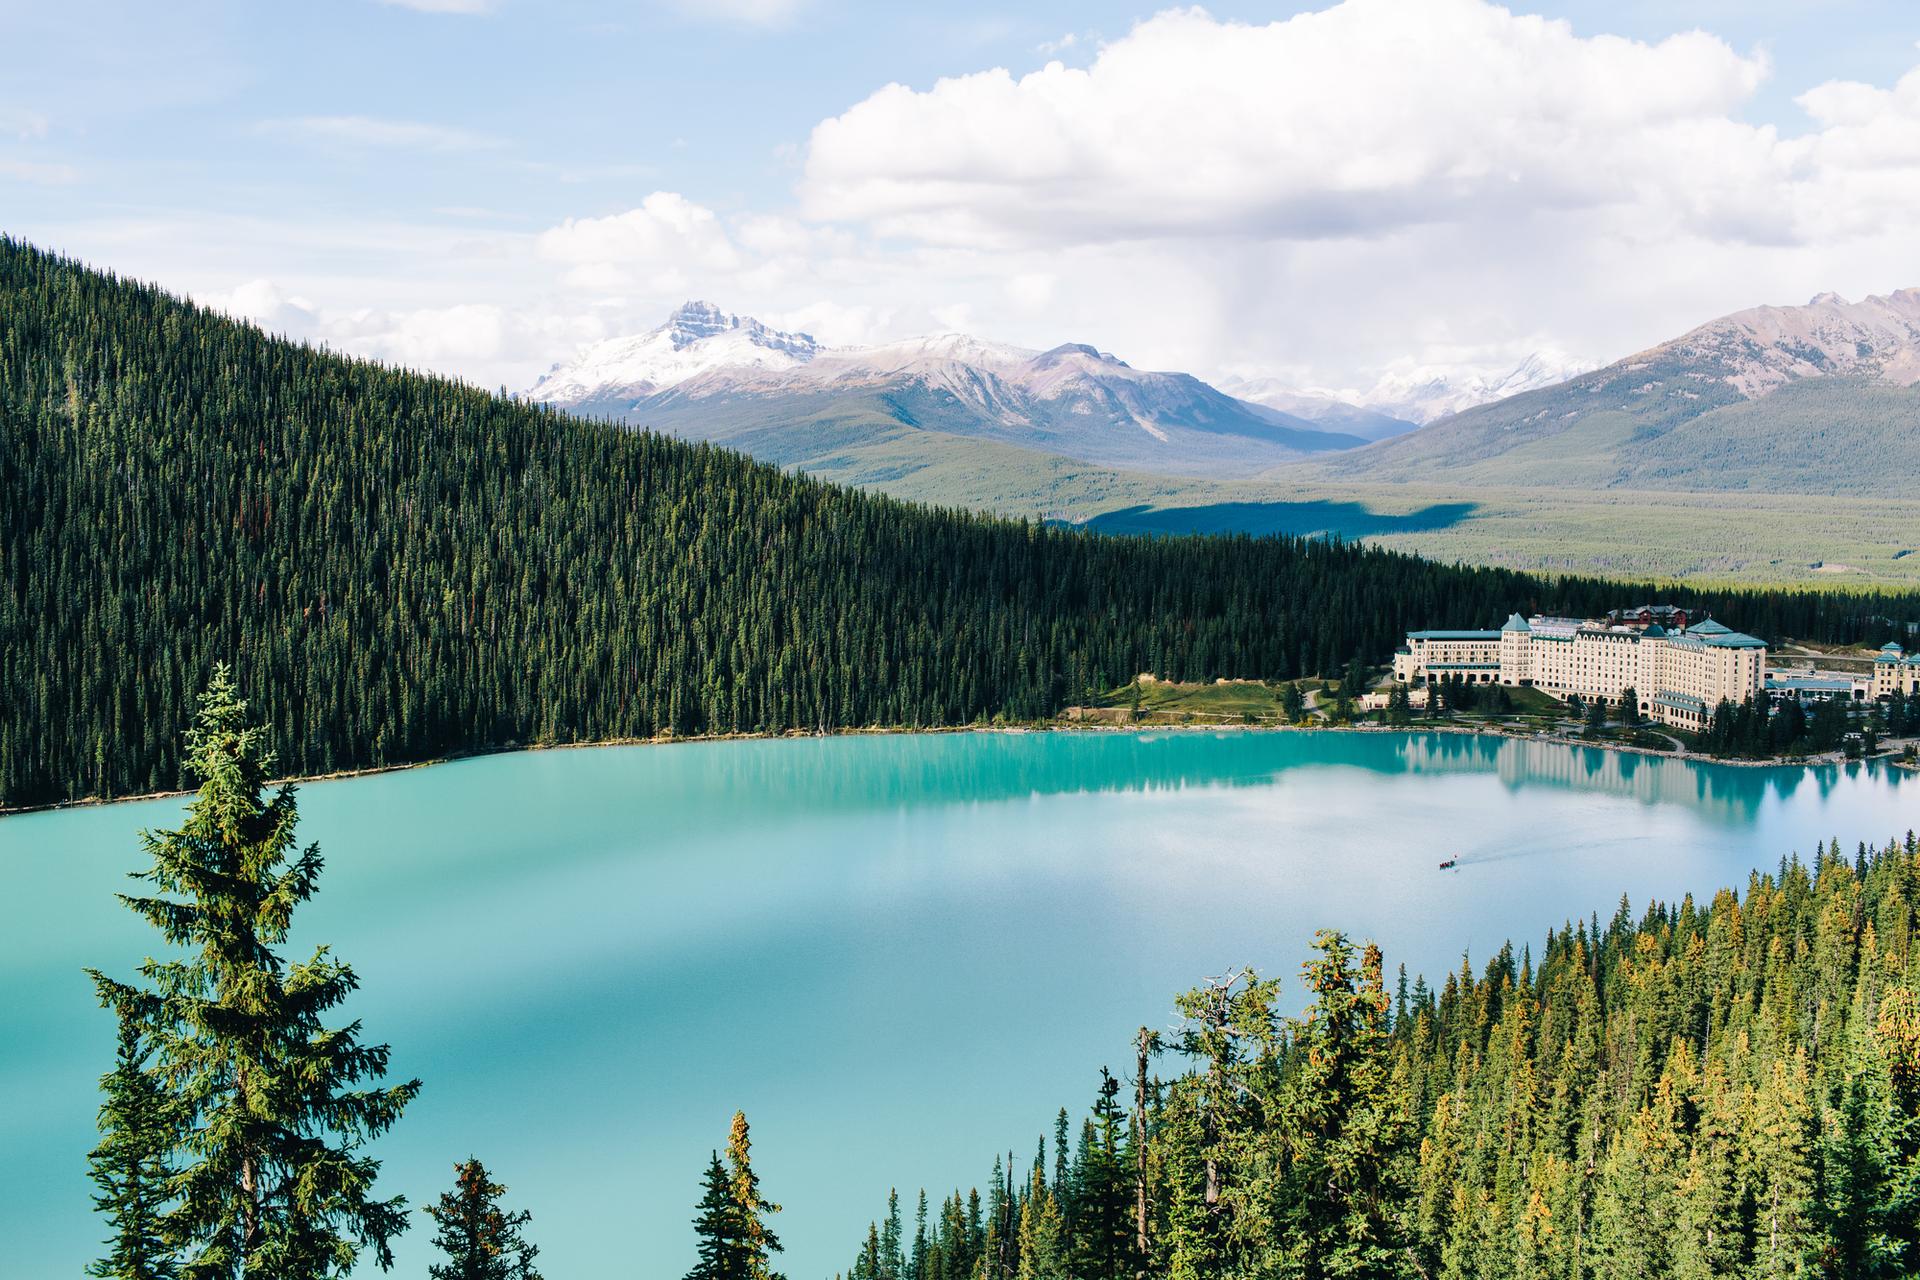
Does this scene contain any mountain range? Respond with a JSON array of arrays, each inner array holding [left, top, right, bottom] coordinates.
[[1314, 289, 1920, 495], [532, 288, 1920, 504], [530, 303, 1380, 478]]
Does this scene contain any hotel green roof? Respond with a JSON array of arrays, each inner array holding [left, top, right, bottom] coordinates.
[[1704, 632, 1766, 649]]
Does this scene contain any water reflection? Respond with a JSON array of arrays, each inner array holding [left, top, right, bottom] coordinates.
[[386, 728, 1906, 827], [1383, 732, 1900, 823]]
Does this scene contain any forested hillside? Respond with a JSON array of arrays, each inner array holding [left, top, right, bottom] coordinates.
[[3, 237, 1918, 808], [845, 836, 1920, 1280]]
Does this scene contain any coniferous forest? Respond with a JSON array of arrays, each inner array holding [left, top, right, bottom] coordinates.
[[841, 838, 1920, 1280], [5, 237, 1919, 809]]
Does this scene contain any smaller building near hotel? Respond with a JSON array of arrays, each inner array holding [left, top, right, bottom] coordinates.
[[1766, 672, 1869, 703], [1604, 604, 1694, 631], [1393, 610, 1767, 731]]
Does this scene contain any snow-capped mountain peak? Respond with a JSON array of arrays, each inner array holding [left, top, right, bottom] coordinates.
[[526, 302, 821, 406]]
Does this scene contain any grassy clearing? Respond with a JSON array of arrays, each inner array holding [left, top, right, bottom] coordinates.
[[1490, 685, 1566, 715], [1093, 679, 1286, 721]]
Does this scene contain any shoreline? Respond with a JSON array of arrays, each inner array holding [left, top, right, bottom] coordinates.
[[2, 714, 1897, 821]]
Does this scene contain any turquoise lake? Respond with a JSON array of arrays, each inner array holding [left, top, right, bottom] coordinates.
[[4, 729, 1915, 1277]]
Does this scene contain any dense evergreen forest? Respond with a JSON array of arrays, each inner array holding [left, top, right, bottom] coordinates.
[[841, 837, 1920, 1280], [6, 236, 1919, 808], [1701, 690, 1920, 761]]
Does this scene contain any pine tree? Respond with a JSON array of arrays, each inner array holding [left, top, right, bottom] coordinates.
[[1815, 1008, 1906, 1278], [1278, 934, 1413, 1280], [86, 667, 419, 1277], [726, 1112, 784, 1280], [1015, 1165, 1065, 1280], [86, 1014, 179, 1280], [1069, 1071, 1136, 1280], [880, 1189, 904, 1280], [1052, 1110, 1073, 1228], [687, 1154, 744, 1280], [423, 1159, 542, 1280], [910, 1190, 929, 1280]]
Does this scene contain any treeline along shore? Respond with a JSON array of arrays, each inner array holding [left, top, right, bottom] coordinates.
[[6, 236, 1920, 810]]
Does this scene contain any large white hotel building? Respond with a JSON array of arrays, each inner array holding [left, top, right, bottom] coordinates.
[[1392, 611, 1767, 731]]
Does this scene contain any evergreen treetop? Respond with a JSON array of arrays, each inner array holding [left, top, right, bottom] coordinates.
[[423, 1159, 542, 1280]]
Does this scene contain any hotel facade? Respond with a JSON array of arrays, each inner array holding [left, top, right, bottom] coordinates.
[[1875, 643, 1920, 697], [1392, 613, 1767, 731]]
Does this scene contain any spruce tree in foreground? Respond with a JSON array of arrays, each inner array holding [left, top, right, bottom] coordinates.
[[87, 1015, 180, 1280], [424, 1159, 542, 1280], [727, 1111, 785, 1280], [1278, 933, 1412, 1280], [687, 1154, 744, 1280], [688, 1113, 784, 1280], [1068, 1071, 1136, 1280], [87, 666, 420, 1277]]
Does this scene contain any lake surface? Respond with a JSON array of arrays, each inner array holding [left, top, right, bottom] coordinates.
[[5, 730, 1915, 1278]]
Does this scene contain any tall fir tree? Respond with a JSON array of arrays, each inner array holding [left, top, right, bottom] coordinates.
[[879, 1188, 904, 1280], [1069, 1071, 1138, 1280], [687, 1154, 745, 1280], [726, 1112, 784, 1280], [1278, 934, 1413, 1280], [1015, 1164, 1065, 1280], [86, 667, 420, 1278]]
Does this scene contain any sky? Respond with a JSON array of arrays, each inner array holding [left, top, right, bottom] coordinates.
[[4, 0, 1920, 396]]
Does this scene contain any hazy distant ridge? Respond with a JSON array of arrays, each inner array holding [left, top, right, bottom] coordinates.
[[1315, 289, 1920, 496]]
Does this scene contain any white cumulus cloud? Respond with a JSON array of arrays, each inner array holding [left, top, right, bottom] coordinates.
[[536, 192, 745, 290], [801, 1, 1791, 248]]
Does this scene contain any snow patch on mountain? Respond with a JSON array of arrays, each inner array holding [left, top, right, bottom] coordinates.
[[1220, 349, 1591, 428], [1347, 349, 1593, 423]]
